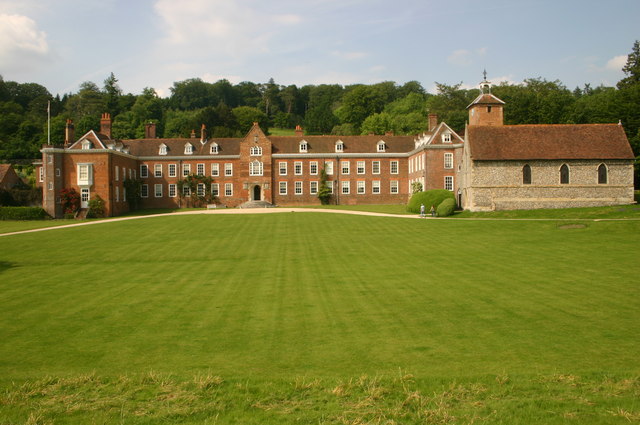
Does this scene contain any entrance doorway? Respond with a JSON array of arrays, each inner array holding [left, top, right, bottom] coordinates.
[[253, 185, 261, 201], [81, 188, 90, 208]]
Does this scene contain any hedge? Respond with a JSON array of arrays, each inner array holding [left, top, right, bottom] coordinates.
[[0, 207, 50, 220], [436, 198, 456, 217], [407, 189, 455, 213]]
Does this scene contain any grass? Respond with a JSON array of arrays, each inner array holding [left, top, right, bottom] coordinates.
[[1, 213, 639, 423]]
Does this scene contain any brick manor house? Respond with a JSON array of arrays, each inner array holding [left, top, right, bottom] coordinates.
[[39, 78, 635, 217]]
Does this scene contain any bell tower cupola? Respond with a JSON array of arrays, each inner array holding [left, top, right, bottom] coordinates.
[[467, 70, 505, 126]]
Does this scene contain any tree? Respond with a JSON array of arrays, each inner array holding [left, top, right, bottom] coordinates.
[[103, 72, 122, 116], [232, 106, 267, 133], [360, 112, 393, 135], [169, 78, 217, 110], [617, 40, 640, 90]]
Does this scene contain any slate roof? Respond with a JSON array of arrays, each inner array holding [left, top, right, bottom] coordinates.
[[467, 124, 635, 161], [123, 138, 240, 156]]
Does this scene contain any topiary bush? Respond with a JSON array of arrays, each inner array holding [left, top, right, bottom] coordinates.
[[407, 189, 455, 214], [436, 198, 456, 217], [0, 207, 50, 220], [87, 195, 105, 218]]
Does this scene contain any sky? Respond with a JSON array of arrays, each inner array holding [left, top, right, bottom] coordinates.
[[0, 0, 638, 98]]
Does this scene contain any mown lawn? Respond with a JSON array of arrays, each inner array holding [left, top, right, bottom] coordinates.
[[0, 213, 639, 424]]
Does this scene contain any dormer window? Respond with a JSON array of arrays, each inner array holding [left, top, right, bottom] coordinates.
[[81, 140, 92, 150], [377, 141, 386, 152], [159, 144, 167, 155], [335, 141, 344, 153], [250, 146, 262, 156], [184, 143, 194, 154], [442, 133, 452, 143], [299, 140, 308, 153], [210, 143, 219, 154]]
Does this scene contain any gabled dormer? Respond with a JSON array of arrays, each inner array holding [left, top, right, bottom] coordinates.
[[81, 140, 93, 150], [68, 130, 107, 150], [335, 140, 344, 153], [184, 142, 195, 155], [376, 140, 386, 152], [159, 143, 168, 155], [299, 140, 308, 153], [210, 142, 219, 154]]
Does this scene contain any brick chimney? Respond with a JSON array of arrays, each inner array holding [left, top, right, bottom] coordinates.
[[144, 122, 156, 139], [428, 114, 438, 132], [295, 125, 303, 136], [100, 113, 112, 139], [385, 130, 394, 136], [64, 119, 75, 146], [200, 124, 207, 142]]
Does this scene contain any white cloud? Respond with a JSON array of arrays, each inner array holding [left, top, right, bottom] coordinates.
[[606, 55, 626, 71], [0, 13, 52, 73], [331, 50, 368, 60], [447, 47, 488, 67]]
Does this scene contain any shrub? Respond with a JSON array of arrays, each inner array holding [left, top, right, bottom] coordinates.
[[0, 207, 50, 220], [87, 195, 106, 218], [407, 190, 455, 213], [436, 198, 456, 217]]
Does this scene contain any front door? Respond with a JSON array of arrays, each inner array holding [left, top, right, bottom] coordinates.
[[81, 188, 90, 208], [253, 185, 261, 201]]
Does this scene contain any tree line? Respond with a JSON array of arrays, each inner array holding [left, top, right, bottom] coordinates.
[[1, 41, 639, 174]]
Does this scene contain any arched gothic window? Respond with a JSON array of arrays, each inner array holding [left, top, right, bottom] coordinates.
[[249, 160, 263, 176], [598, 163, 608, 184], [522, 164, 532, 185], [250, 146, 262, 156], [560, 164, 570, 184]]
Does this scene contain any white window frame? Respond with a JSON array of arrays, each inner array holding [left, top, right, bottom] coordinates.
[[249, 160, 263, 176], [327, 182, 333, 194], [341, 181, 350, 194], [154, 164, 162, 177], [141, 184, 149, 198], [184, 143, 194, 154], [357, 180, 365, 194], [372, 161, 380, 175], [299, 141, 308, 153], [197, 183, 205, 197], [294, 161, 303, 175], [169, 184, 177, 198], [341, 161, 350, 175], [140, 164, 149, 178], [445, 176, 454, 191], [225, 183, 233, 197], [335, 141, 344, 153], [444, 153, 453, 169], [357, 161, 365, 174], [295, 181, 303, 195], [250, 146, 262, 156], [115, 186, 119, 202], [182, 163, 191, 176], [39, 167, 44, 182], [279, 162, 287, 176], [211, 183, 219, 197], [390, 160, 399, 174], [310, 181, 318, 195], [390, 180, 399, 194], [77, 164, 93, 185], [159, 144, 167, 155], [182, 185, 191, 196], [196, 163, 204, 176], [154, 184, 163, 197], [377, 141, 386, 152], [210, 143, 219, 154], [442, 133, 452, 143], [372, 180, 381, 194], [310, 161, 318, 175], [211, 163, 219, 177], [168, 164, 177, 177], [115, 166, 119, 181], [225, 163, 233, 176], [325, 161, 334, 175], [279, 181, 287, 195]]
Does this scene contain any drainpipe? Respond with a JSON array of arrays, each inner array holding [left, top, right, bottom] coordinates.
[[335, 156, 340, 205]]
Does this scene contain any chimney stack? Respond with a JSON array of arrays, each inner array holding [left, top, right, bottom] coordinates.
[[200, 124, 207, 142], [100, 113, 112, 139], [64, 119, 75, 146], [428, 114, 438, 132], [144, 122, 156, 139], [295, 125, 303, 136]]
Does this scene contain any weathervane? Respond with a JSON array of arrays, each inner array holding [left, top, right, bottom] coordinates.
[[483, 69, 488, 81]]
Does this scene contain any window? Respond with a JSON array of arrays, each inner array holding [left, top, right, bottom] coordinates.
[[598, 164, 608, 184], [294, 161, 302, 175], [372, 161, 380, 174], [390, 161, 399, 174], [560, 164, 570, 184], [210, 143, 219, 154], [81, 140, 92, 150], [279, 181, 287, 195], [115, 186, 119, 202], [225, 163, 233, 176], [250, 146, 262, 156], [182, 185, 191, 196], [342, 181, 350, 194], [341, 161, 350, 175], [211, 183, 219, 197], [211, 163, 219, 176], [357, 161, 365, 174], [55, 168, 60, 177], [123, 187, 126, 200], [47, 154, 52, 163], [390, 180, 399, 194], [310, 161, 318, 175], [295, 181, 303, 195], [182, 164, 191, 176], [377, 141, 386, 152], [250, 160, 263, 176], [169, 164, 177, 177], [445, 176, 453, 191], [335, 141, 344, 152], [140, 164, 148, 178], [225, 183, 233, 196], [129, 169, 133, 179], [444, 153, 453, 169], [372, 180, 381, 194], [80, 188, 89, 202], [169, 184, 177, 197], [442, 133, 452, 143], [310, 181, 318, 195], [141, 184, 149, 198], [39, 167, 43, 182], [299, 141, 308, 153], [184, 143, 194, 154], [159, 144, 167, 155], [115, 166, 119, 181], [327, 182, 333, 194], [357, 181, 365, 194], [48, 182, 53, 190], [155, 164, 162, 177], [325, 161, 333, 175], [523, 164, 532, 185], [154, 184, 163, 197], [197, 183, 205, 197], [77, 164, 92, 185], [195, 163, 204, 176], [279, 162, 287, 175]]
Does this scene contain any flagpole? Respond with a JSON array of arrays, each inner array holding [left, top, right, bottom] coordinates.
[[47, 101, 51, 145]]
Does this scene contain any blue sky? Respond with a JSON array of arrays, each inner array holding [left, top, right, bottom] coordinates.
[[0, 0, 638, 97]]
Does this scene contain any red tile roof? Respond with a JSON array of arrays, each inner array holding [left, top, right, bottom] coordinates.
[[467, 124, 635, 160], [124, 138, 240, 156], [269, 135, 415, 154]]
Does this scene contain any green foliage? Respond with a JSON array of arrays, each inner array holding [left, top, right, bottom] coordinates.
[[436, 197, 456, 217], [177, 174, 214, 207], [0, 206, 48, 220], [406, 189, 455, 213], [87, 194, 106, 218], [410, 181, 423, 194], [232, 106, 268, 133], [617, 40, 640, 89], [317, 167, 332, 204], [123, 178, 142, 210]]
